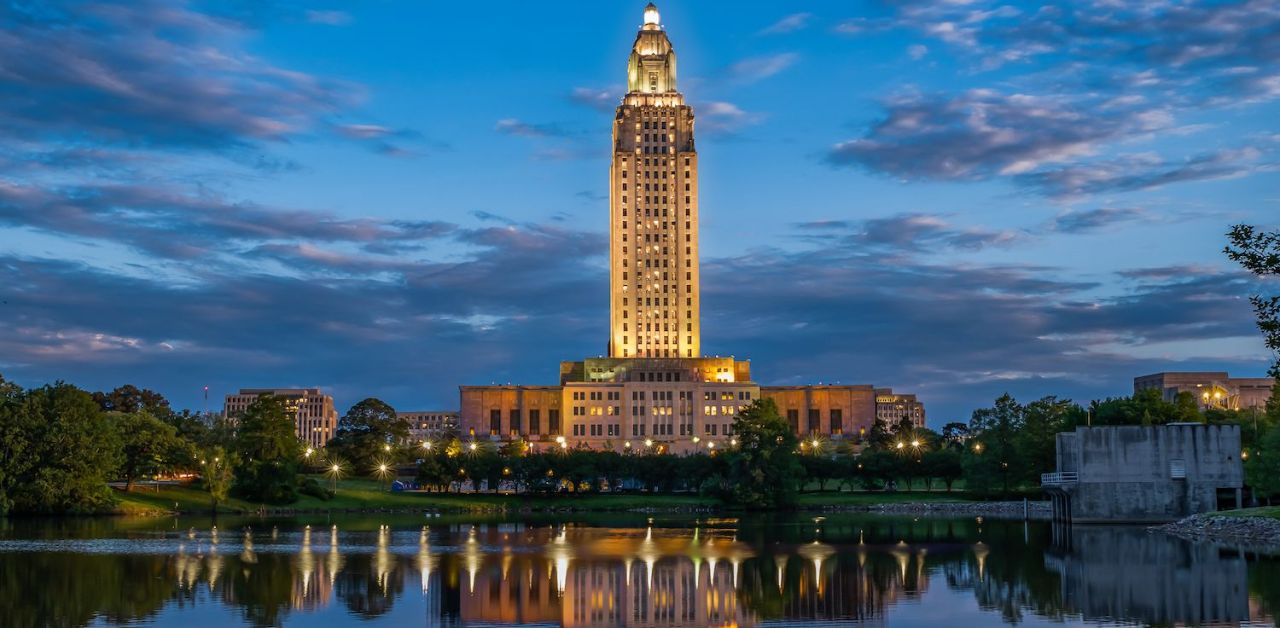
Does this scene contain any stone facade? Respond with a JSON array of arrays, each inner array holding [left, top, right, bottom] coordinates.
[[222, 387, 338, 450], [1134, 371, 1274, 411], [1043, 424, 1244, 523]]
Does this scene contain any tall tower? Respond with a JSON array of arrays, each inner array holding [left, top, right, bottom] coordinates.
[[609, 3, 700, 359]]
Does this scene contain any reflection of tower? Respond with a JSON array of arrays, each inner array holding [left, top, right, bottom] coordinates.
[[292, 525, 335, 610]]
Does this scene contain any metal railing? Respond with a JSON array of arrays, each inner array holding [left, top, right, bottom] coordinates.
[[1041, 472, 1079, 486]]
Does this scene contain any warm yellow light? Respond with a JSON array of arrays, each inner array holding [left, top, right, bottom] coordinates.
[[730, 438, 738, 446], [383, 444, 391, 452], [555, 436, 566, 445], [707, 442, 715, 449], [644, 438, 653, 447], [624, 441, 632, 448], [811, 439, 820, 448], [692, 436, 700, 444], [331, 464, 340, 472], [468, 442, 478, 451], [304, 448, 314, 458], [911, 439, 920, 447], [379, 464, 388, 472], [422, 441, 431, 450], [896, 442, 904, 450], [643, 4, 660, 26]]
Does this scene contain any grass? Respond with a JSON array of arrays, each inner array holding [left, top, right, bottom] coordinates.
[[111, 478, 978, 516], [1216, 506, 1280, 519]]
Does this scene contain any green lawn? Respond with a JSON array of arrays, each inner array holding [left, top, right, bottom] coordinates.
[[112, 479, 977, 516]]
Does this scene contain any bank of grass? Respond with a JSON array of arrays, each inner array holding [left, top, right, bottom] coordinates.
[[113, 477, 976, 516], [1217, 506, 1280, 520]]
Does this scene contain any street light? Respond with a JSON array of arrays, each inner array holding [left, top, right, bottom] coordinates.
[[896, 442, 904, 450], [644, 439, 653, 448], [422, 441, 432, 451]]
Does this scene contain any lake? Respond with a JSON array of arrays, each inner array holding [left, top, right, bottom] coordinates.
[[0, 512, 1276, 627]]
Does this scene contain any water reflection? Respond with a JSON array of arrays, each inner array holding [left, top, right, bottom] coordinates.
[[0, 514, 1276, 627]]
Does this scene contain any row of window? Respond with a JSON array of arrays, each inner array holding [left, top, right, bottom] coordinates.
[[785, 409, 845, 435]]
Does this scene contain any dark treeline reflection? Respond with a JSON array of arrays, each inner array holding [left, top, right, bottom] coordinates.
[[0, 514, 1277, 627]]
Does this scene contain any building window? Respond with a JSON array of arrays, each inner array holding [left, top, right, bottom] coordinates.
[[808, 409, 820, 433], [549, 409, 561, 435], [510, 409, 521, 436], [787, 409, 799, 433], [489, 409, 500, 436], [529, 409, 541, 435], [830, 409, 842, 435]]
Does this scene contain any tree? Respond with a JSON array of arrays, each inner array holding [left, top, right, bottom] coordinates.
[[233, 394, 301, 504], [202, 447, 234, 511], [924, 449, 964, 491], [91, 384, 171, 417], [326, 398, 408, 473], [7, 383, 121, 514], [1246, 427, 1280, 503], [799, 455, 840, 492], [111, 411, 186, 491], [865, 417, 894, 450], [719, 399, 803, 508], [0, 374, 29, 515], [1225, 224, 1280, 378], [1016, 396, 1082, 486], [941, 422, 970, 450], [968, 394, 1024, 495]]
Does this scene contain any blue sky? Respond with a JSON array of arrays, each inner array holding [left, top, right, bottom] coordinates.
[[1, 0, 1277, 424]]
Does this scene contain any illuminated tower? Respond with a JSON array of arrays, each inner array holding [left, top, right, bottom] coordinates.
[[609, 3, 700, 359]]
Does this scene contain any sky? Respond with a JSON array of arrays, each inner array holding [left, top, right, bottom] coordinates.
[[0, 0, 1278, 425]]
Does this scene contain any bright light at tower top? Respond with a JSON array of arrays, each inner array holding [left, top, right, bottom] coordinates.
[[643, 3, 660, 26]]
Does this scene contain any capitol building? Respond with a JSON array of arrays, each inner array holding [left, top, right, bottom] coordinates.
[[459, 5, 923, 454]]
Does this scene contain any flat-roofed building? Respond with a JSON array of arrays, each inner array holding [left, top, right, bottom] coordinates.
[[1134, 371, 1274, 411], [760, 385, 877, 441], [874, 389, 926, 429], [222, 388, 337, 450], [398, 410, 459, 444]]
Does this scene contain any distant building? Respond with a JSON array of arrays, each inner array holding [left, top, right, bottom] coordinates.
[[1134, 371, 1274, 411], [398, 410, 458, 444], [457, 5, 923, 453], [1042, 424, 1243, 523], [874, 389, 926, 428], [222, 388, 338, 450]]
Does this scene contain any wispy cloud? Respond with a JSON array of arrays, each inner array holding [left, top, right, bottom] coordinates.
[[760, 13, 812, 35], [727, 53, 800, 84]]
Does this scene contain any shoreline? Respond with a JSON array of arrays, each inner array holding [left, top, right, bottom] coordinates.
[[100, 497, 1053, 519], [1154, 513, 1280, 553]]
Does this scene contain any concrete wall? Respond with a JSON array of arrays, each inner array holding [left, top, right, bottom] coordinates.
[[1051, 424, 1242, 522]]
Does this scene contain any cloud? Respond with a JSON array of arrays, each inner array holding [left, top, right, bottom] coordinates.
[[727, 53, 800, 84], [569, 87, 621, 112], [760, 13, 812, 35], [799, 213, 1023, 253], [907, 44, 929, 60], [494, 118, 569, 138], [828, 89, 1171, 181], [1048, 208, 1146, 234], [697, 101, 763, 136], [0, 215, 1264, 420], [0, 179, 457, 262], [1017, 147, 1270, 198], [0, 0, 358, 151]]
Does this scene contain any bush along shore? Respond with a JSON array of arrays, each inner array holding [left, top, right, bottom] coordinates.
[[1155, 513, 1280, 549]]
